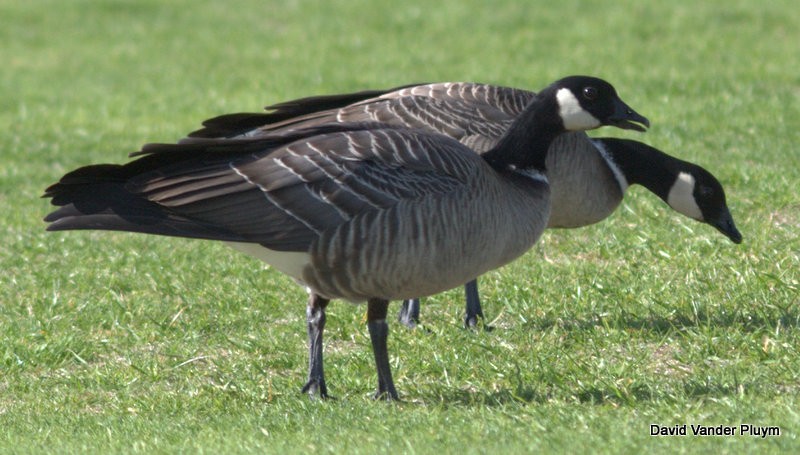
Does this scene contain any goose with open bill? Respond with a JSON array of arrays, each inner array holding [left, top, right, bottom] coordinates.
[[186, 81, 741, 328], [44, 76, 649, 399]]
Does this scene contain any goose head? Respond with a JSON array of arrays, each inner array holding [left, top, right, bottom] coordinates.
[[549, 76, 651, 132], [666, 167, 743, 244], [479, 76, 649, 172]]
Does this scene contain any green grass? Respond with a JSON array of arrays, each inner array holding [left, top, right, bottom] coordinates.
[[2, 0, 799, 453]]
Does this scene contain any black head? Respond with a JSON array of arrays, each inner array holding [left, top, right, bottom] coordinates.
[[666, 165, 743, 244], [693, 168, 742, 244], [547, 76, 650, 133]]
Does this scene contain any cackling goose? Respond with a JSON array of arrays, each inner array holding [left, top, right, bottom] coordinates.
[[189, 82, 741, 328], [44, 76, 649, 399]]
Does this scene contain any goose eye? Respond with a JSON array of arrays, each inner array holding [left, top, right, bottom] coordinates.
[[583, 86, 598, 101], [698, 185, 713, 197]]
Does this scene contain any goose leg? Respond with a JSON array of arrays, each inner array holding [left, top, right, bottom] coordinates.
[[463, 279, 485, 328], [301, 293, 330, 398], [397, 298, 421, 329], [367, 298, 398, 400]]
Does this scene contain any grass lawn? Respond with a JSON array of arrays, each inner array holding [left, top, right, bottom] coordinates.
[[1, 0, 798, 453]]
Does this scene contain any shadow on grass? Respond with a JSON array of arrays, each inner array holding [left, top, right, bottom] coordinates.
[[417, 379, 765, 408], [528, 305, 800, 336]]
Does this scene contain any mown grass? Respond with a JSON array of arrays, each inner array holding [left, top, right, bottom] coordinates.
[[1, 0, 798, 453]]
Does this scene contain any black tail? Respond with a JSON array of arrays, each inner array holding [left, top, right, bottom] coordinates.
[[43, 163, 243, 240], [44, 135, 295, 239], [44, 122, 403, 239]]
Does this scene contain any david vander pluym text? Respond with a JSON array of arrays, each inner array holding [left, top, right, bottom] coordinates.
[[650, 424, 780, 438]]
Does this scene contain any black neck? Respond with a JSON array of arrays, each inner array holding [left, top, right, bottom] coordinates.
[[598, 138, 693, 203], [482, 89, 564, 171]]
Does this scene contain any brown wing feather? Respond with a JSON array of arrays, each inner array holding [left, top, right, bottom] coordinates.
[[184, 83, 537, 150], [45, 127, 480, 252]]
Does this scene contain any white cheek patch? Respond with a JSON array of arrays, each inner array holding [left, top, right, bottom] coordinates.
[[667, 172, 703, 220], [556, 88, 601, 131]]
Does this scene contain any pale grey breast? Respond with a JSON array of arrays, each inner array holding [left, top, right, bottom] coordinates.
[[544, 134, 624, 228]]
